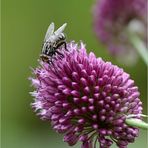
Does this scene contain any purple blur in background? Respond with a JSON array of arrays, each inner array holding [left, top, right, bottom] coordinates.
[[93, 0, 147, 65]]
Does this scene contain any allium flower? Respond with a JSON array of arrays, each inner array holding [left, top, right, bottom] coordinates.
[[93, 0, 147, 65], [30, 42, 143, 148]]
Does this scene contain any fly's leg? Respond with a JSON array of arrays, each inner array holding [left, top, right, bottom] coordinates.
[[55, 50, 64, 58], [64, 42, 68, 51], [56, 41, 67, 51]]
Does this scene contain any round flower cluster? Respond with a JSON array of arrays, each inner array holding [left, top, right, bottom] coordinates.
[[30, 42, 142, 148], [93, 0, 147, 65]]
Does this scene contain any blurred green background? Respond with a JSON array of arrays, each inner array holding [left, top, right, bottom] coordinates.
[[1, 0, 147, 148]]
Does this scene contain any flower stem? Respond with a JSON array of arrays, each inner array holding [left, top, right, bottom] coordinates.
[[129, 34, 148, 65], [125, 114, 148, 129]]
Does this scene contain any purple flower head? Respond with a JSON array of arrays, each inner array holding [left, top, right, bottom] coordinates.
[[93, 0, 147, 65], [30, 42, 142, 148]]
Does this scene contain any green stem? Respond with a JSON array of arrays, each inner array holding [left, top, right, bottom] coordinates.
[[129, 34, 148, 65], [125, 114, 148, 129], [125, 118, 148, 129]]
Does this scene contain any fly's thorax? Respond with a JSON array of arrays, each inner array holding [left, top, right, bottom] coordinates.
[[42, 41, 52, 53]]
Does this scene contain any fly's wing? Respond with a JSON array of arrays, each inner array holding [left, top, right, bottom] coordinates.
[[54, 23, 67, 36], [44, 22, 55, 42]]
